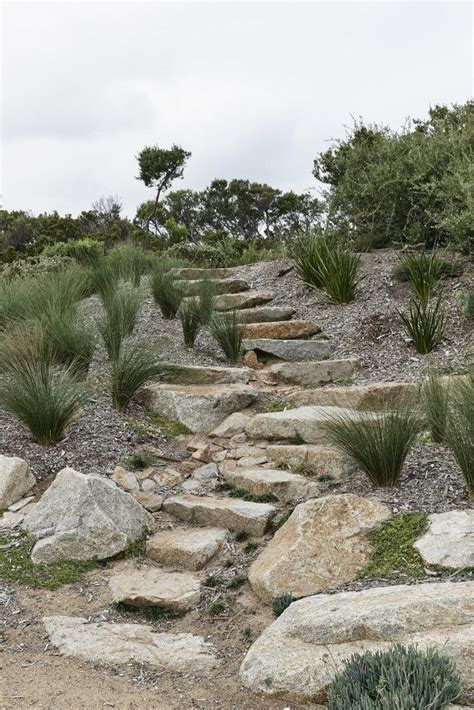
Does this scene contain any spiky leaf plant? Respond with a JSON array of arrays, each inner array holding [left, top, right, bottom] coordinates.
[[289, 233, 332, 289], [210, 310, 243, 364], [420, 374, 450, 443], [98, 283, 142, 360], [398, 296, 445, 354], [110, 342, 162, 412], [272, 593, 294, 617], [151, 268, 183, 319], [327, 644, 461, 710], [396, 251, 444, 301], [321, 404, 420, 487], [445, 373, 474, 499], [179, 298, 202, 348], [317, 244, 362, 304]]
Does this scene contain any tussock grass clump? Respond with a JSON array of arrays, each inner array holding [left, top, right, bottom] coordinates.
[[110, 342, 162, 412], [98, 283, 142, 360], [420, 374, 449, 443], [445, 373, 474, 499], [290, 233, 330, 289], [398, 296, 445, 354], [179, 298, 202, 348], [151, 268, 183, 319], [327, 644, 461, 710], [196, 278, 217, 325], [46, 312, 96, 379], [210, 310, 243, 363], [395, 251, 444, 301], [106, 243, 149, 286], [322, 405, 420, 487]]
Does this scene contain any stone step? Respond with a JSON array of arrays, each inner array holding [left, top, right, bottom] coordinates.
[[177, 277, 249, 296], [222, 467, 321, 503], [287, 381, 418, 409], [163, 494, 277, 535], [263, 358, 360, 387], [266, 444, 355, 479], [236, 306, 295, 324], [242, 320, 321, 340], [246, 405, 377, 444], [147, 526, 228, 570], [242, 338, 331, 362], [139, 384, 260, 434], [158, 363, 252, 386], [43, 616, 218, 671], [240, 581, 473, 702], [213, 290, 274, 311], [171, 267, 236, 280], [108, 566, 201, 612]]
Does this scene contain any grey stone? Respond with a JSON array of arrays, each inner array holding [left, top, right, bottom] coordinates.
[[264, 358, 360, 387], [0, 455, 35, 509], [266, 444, 354, 479], [413, 510, 474, 568], [108, 566, 201, 612], [43, 616, 218, 671], [213, 291, 274, 311], [209, 412, 252, 438], [240, 581, 474, 703], [243, 320, 321, 340], [158, 363, 251, 385], [171, 267, 235, 280], [288, 381, 419, 408], [236, 307, 295, 324], [177, 277, 249, 296], [193, 463, 219, 481], [163, 495, 276, 535], [147, 527, 228, 570], [242, 338, 331, 362], [8, 495, 35, 512], [131, 491, 163, 512], [223, 468, 321, 502], [22, 468, 155, 563]]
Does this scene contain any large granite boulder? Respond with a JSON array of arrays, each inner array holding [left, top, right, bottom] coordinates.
[[22, 468, 155, 564], [288, 381, 418, 408], [240, 581, 474, 703], [242, 338, 331, 362], [222, 467, 321, 503], [0, 455, 35, 509], [266, 444, 355, 479], [414, 510, 474, 568], [248, 494, 391, 602], [44, 616, 218, 671]]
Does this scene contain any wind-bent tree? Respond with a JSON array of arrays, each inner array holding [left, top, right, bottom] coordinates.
[[136, 144, 191, 241]]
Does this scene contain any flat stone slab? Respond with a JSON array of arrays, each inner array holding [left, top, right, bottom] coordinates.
[[163, 495, 276, 535], [147, 527, 228, 570], [171, 267, 236, 280], [264, 358, 360, 387], [108, 567, 201, 612], [243, 320, 321, 340], [222, 468, 321, 503], [246, 405, 376, 444], [209, 412, 252, 438], [240, 581, 474, 703], [213, 290, 274, 311], [140, 384, 260, 433], [44, 616, 217, 671], [414, 510, 474, 568], [236, 307, 295, 324], [266, 444, 355, 479], [0, 455, 35, 509], [288, 381, 418, 408], [242, 338, 331, 362], [176, 277, 249, 296], [248, 494, 390, 602], [158, 363, 252, 385]]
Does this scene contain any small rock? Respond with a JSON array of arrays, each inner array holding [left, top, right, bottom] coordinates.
[[193, 463, 219, 481], [8, 495, 35, 512], [141, 479, 157, 493], [237, 455, 269, 467], [413, 510, 474, 568], [131, 491, 163, 512], [209, 412, 251, 438], [112, 466, 139, 491], [153, 467, 184, 487], [192, 446, 212, 463], [0, 455, 35, 509], [243, 351, 263, 370]]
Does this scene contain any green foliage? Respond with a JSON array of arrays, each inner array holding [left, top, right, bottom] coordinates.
[[106, 243, 149, 286], [396, 251, 444, 301], [43, 237, 105, 264], [215, 482, 277, 504], [361, 513, 427, 580], [420, 374, 449, 443], [110, 342, 162, 412], [398, 296, 445, 354], [207, 599, 228, 615], [115, 602, 180, 622], [210, 310, 243, 363], [179, 298, 202, 348], [46, 312, 96, 379], [290, 232, 331, 288], [1, 254, 73, 281], [457, 291, 474, 317], [326, 643, 461, 709], [272, 593, 294, 617], [322, 406, 420, 487], [196, 278, 217, 325], [151, 267, 183, 319], [98, 283, 142, 360], [227, 574, 247, 590], [127, 452, 153, 469], [148, 412, 191, 436], [0, 534, 98, 589], [258, 399, 295, 413], [445, 374, 474, 498]]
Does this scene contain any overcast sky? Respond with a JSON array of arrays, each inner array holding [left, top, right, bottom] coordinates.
[[1, 1, 472, 217]]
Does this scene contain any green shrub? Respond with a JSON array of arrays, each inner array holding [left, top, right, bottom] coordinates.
[[457, 291, 474, 317], [272, 593, 294, 617], [445, 374, 474, 499], [326, 644, 461, 709], [361, 512, 427, 580], [210, 310, 243, 363], [151, 267, 183, 319], [179, 298, 202, 348], [0, 254, 73, 282], [110, 342, 162, 412], [395, 251, 444, 301], [106, 243, 149, 286], [290, 232, 331, 289], [420, 374, 449, 443], [98, 284, 142, 360], [42, 237, 105, 265], [398, 296, 445, 354], [322, 405, 420, 487]]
